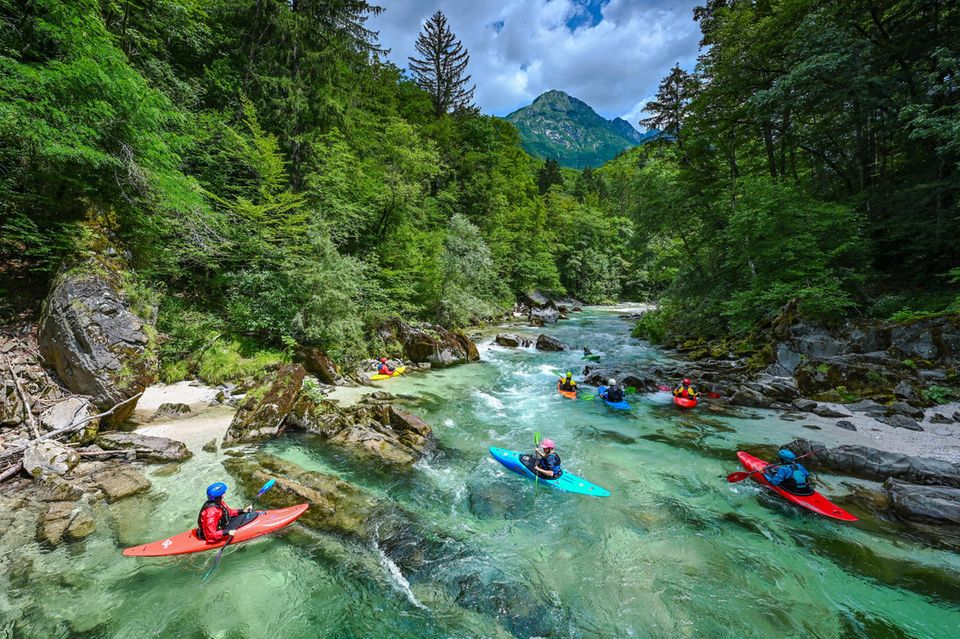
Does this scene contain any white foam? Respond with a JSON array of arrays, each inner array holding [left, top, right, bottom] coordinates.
[[376, 544, 427, 610]]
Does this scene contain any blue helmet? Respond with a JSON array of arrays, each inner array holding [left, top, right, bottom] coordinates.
[[207, 482, 228, 499], [777, 449, 796, 462]]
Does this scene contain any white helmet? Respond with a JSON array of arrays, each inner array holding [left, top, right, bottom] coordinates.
[[608, 378, 616, 385]]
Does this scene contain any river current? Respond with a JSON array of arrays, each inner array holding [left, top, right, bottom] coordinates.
[[2, 306, 959, 638]]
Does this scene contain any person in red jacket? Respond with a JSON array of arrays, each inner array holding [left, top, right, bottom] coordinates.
[[377, 357, 395, 376], [197, 482, 250, 543]]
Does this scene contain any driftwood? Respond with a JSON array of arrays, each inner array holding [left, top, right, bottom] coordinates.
[[0, 461, 23, 482], [0, 392, 143, 463], [7, 362, 40, 439], [78, 448, 154, 458]]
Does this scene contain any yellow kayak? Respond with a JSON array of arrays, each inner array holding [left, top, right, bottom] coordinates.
[[370, 365, 406, 381]]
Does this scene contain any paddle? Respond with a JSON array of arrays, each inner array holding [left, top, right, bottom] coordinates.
[[202, 478, 276, 580], [533, 431, 541, 495], [725, 452, 815, 484]]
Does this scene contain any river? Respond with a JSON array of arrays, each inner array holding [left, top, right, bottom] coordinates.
[[2, 306, 959, 638]]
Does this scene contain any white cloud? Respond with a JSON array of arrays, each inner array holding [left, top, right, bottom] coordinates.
[[368, 0, 701, 128]]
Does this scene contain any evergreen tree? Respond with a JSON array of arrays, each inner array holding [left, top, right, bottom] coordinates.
[[640, 64, 697, 140], [408, 10, 476, 117], [537, 158, 564, 194]]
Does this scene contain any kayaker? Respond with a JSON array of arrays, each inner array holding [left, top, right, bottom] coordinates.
[[603, 378, 624, 402], [197, 482, 251, 543], [764, 449, 813, 495], [377, 357, 395, 376], [558, 372, 577, 392], [673, 378, 698, 399], [533, 439, 562, 479]]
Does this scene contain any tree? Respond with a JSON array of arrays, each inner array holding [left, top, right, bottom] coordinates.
[[537, 158, 564, 194], [640, 64, 697, 139], [408, 10, 476, 117]]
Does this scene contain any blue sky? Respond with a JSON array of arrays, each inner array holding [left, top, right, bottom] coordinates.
[[368, 0, 702, 128]]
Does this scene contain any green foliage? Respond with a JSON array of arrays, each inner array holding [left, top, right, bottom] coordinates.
[[921, 385, 958, 405], [195, 339, 287, 386]]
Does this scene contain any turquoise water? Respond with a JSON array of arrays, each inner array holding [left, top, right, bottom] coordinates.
[[2, 307, 960, 638]]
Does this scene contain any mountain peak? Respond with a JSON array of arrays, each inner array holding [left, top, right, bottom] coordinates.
[[504, 91, 649, 168]]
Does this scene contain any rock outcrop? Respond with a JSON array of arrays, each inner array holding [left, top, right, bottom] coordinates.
[[786, 439, 960, 487], [38, 257, 158, 426], [535, 334, 566, 351], [378, 319, 479, 368], [495, 333, 532, 348], [884, 479, 960, 525], [153, 403, 191, 419], [287, 395, 433, 466], [223, 364, 305, 444], [295, 346, 339, 384], [95, 432, 192, 463]]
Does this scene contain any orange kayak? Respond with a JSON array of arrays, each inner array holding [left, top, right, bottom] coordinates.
[[122, 504, 309, 557], [557, 382, 577, 399]]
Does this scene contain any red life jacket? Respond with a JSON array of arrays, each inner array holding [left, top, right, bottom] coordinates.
[[197, 499, 238, 543]]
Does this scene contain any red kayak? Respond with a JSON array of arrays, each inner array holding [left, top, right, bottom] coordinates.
[[123, 504, 309, 557], [673, 396, 697, 409], [737, 452, 857, 522]]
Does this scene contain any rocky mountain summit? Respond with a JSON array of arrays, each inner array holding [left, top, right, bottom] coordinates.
[[504, 90, 657, 168]]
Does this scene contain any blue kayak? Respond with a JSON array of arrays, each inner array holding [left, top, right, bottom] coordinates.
[[597, 386, 631, 410], [488, 447, 610, 497]]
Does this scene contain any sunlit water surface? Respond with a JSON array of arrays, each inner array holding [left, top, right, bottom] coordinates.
[[2, 307, 959, 638]]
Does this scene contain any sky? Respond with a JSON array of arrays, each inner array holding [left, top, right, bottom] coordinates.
[[368, 0, 703, 129]]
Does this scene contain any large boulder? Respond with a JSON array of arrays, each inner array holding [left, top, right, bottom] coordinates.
[[94, 432, 192, 463], [495, 333, 532, 348], [522, 290, 552, 308], [39, 398, 95, 433], [39, 257, 157, 426], [884, 479, 960, 525], [378, 319, 479, 368], [294, 346, 339, 384], [529, 306, 559, 325], [535, 334, 566, 352], [787, 439, 960, 487], [286, 396, 433, 466], [794, 352, 919, 400], [223, 364, 305, 444], [22, 440, 80, 478]]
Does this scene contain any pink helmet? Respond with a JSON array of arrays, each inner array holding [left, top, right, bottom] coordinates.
[[541, 438, 556, 449]]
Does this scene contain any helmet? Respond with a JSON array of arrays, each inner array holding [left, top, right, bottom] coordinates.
[[683, 378, 691, 385], [777, 449, 796, 462], [565, 372, 573, 378], [541, 438, 556, 449], [380, 357, 387, 363], [207, 482, 228, 500], [608, 379, 616, 386]]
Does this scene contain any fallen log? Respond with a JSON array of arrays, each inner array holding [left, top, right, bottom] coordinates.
[[0, 461, 24, 483]]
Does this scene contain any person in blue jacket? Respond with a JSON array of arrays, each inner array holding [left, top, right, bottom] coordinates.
[[764, 449, 813, 495]]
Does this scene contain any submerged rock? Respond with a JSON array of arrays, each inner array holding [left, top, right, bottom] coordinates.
[[378, 319, 479, 368], [885, 479, 960, 526], [38, 255, 158, 426], [38, 501, 96, 545], [94, 465, 151, 501], [223, 364, 305, 444], [95, 431, 192, 463], [286, 396, 433, 466]]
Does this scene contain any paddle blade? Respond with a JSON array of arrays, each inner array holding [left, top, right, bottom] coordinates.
[[658, 385, 672, 392], [534, 431, 541, 446], [580, 394, 596, 401], [257, 479, 276, 496], [707, 392, 721, 399], [625, 386, 637, 394], [726, 471, 752, 483]]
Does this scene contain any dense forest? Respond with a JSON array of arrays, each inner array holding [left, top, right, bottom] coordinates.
[[1, 0, 958, 378]]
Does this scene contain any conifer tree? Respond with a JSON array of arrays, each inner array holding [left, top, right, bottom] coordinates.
[[537, 158, 564, 194], [640, 64, 696, 139], [408, 10, 476, 117]]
